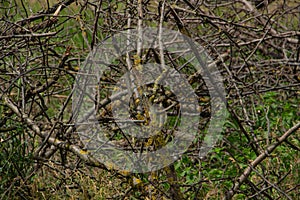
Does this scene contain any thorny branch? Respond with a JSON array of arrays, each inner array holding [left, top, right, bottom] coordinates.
[[1, 0, 299, 199]]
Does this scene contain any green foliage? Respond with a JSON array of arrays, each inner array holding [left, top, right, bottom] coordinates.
[[0, 121, 34, 198], [1, 0, 299, 199]]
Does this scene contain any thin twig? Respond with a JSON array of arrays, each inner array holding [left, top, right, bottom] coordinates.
[[225, 121, 300, 199]]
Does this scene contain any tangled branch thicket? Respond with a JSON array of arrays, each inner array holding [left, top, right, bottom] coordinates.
[[0, 0, 299, 199]]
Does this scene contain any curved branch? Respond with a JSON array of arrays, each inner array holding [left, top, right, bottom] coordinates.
[[225, 121, 300, 199], [3, 95, 107, 170]]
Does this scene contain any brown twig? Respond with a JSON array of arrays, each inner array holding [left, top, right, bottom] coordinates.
[[225, 121, 300, 199]]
